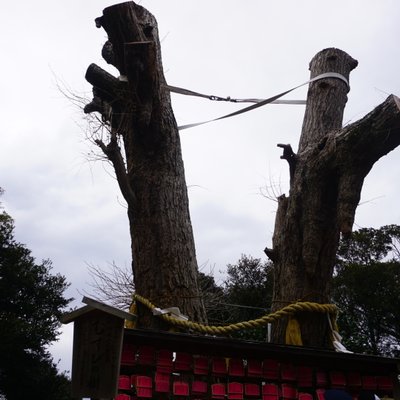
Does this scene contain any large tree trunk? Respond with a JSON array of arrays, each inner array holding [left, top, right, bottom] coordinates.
[[268, 48, 400, 347], [84, 1, 207, 327]]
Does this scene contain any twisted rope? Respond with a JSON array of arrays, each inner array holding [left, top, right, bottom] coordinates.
[[133, 294, 337, 336]]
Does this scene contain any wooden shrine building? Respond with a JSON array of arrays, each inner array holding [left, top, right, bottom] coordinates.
[[63, 298, 400, 400]]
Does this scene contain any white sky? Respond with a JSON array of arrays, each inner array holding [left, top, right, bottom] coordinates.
[[1, 0, 399, 375]]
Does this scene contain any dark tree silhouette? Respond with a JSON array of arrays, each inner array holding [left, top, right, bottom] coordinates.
[[334, 225, 400, 356], [0, 195, 71, 399]]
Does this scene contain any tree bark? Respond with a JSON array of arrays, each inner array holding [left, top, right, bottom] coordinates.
[[269, 48, 400, 347], [84, 1, 207, 327]]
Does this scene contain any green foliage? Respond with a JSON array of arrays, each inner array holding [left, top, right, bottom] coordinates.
[[224, 255, 273, 341], [336, 224, 400, 265], [198, 271, 227, 325], [0, 351, 71, 400], [201, 228, 400, 356], [333, 225, 400, 356], [224, 255, 273, 321], [201, 255, 273, 341], [0, 200, 72, 399]]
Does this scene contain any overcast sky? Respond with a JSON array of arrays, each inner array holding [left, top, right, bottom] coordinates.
[[1, 0, 399, 374]]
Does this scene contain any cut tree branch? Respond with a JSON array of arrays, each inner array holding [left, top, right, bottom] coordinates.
[[337, 95, 400, 163], [334, 94, 400, 235], [277, 143, 297, 182], [85, 63, 122, 102], [95, 133, 135, 205], [264, 247, 277, 262]]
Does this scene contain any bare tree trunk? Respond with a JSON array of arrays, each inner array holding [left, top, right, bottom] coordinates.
[[267, 48, 400, 347], [84, 1, 206, 327]]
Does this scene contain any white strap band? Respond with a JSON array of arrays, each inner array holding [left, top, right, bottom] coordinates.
[[171, 72, 349, 131]]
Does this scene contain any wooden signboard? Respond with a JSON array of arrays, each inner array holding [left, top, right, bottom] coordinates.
[[62, 297, 136, 399], [71, 309, 124, 398]]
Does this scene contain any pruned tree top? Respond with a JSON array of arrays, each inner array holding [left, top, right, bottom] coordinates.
[[299, 48, 358, 152], [84, 2, 207, 327], [269, 47, 400, 347]]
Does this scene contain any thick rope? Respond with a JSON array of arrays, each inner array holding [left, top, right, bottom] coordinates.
[[133, 293, 337, 336]]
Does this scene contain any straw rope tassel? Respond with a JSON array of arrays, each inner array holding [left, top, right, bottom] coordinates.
[[285, 316, 303, 346]]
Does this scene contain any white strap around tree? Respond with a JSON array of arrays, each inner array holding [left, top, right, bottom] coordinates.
[[168, 72, 349, 131]]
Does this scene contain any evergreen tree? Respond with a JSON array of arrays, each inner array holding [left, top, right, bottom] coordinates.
[[333, 225, 400, 356], [221, 255, 273, 341], [0, 195, 72, 399]]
